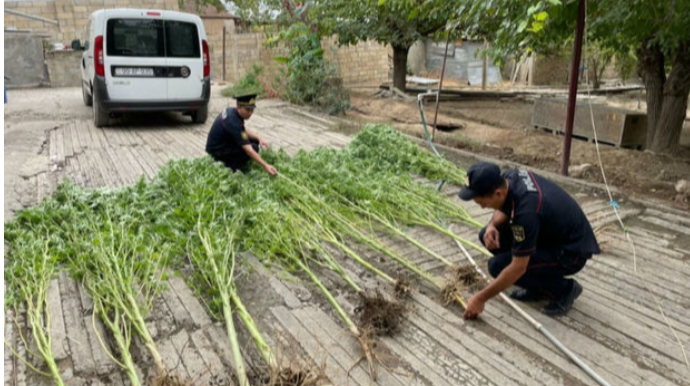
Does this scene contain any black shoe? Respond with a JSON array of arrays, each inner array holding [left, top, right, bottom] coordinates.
[[509, 289, 544, 302], [541, 280, 583, 316]]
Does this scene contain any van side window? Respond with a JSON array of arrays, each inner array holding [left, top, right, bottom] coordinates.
[[166, 21, 200, 58], [107, 19, 164, 57]]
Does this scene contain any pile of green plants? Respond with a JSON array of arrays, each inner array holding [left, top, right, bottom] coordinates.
[[5, 124, 486, 385]]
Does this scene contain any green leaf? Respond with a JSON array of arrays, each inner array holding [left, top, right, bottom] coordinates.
[[545, 0, 561, 5], [517, 20, 528, 33], [378, 0, 386, 5], [535, 11, 548, 22], [408, 8, 420, 20], [274, 56, 289, 64]]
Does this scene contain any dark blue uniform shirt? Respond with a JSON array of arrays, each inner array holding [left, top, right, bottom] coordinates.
[[205, 108, 251, 157], [500, 169, 600, 257]]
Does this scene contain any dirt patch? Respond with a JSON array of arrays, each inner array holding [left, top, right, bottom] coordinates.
[[345, 92, 690, 210], [354, 290, 406, 336]]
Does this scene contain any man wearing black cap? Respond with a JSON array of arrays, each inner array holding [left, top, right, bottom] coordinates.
[[459, 162, 599, 319], [205, 93, 278, 175]]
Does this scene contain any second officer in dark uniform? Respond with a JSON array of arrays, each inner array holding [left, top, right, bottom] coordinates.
[[205, 93, 277, 176], [459, 162, 600, 319]]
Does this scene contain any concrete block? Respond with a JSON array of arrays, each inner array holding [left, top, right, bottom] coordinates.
[[58, 272, 96, 376], [167, 276, 212, 329], [82, 315, 116, 375], [191, 329, 232, 385], [46, 278, 70, 360], [170, 330, 213, 385]]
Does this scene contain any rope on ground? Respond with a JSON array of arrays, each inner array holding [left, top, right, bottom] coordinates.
[[582, 1, 690, 372]]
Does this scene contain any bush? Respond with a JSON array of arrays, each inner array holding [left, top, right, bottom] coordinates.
[[272, 23, 350, 115], [221, 65, 266, 98]]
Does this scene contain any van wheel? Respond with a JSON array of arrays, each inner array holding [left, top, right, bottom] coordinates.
[[94, 100, 109, 127], [191, 105, 208, 124], [82, 82, 93, 106]]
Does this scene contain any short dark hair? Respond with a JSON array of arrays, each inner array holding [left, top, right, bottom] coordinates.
[[475, 178, 507, 198]]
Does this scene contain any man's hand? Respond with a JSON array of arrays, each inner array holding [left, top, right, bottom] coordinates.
[[463, 294, 485, 320], [259, 138, 270, 151], [263, 164, 278, 176], [484, 224, 500, 250]]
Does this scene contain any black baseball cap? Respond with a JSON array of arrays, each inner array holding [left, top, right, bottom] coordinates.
[[459, 162, 503, 201], [236, 93, 258, 109]]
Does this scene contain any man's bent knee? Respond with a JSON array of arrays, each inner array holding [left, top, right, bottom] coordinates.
[[487, 255, 509, 278], [478, 227, 487, 248]]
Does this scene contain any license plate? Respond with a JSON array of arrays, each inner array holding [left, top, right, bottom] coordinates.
[[114, 67, 154, 77]]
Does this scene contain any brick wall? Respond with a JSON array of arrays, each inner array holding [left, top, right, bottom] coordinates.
[[45, 50, 82, 87], [4, 0, 179, 45], [225, 32, 389, 88]]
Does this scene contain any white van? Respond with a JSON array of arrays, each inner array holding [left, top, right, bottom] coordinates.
[[75, 9, 211, 127]]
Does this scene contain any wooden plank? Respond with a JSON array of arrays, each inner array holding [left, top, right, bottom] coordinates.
[[271, 306, 359, 386], [640, 215, 690, 236]]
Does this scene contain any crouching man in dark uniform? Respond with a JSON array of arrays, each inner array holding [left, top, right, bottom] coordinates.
[[205, 93, 278, 176], [459, 162, 599, 319]]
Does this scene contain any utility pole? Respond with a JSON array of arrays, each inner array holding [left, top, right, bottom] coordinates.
[[561, 0, 586, 176]]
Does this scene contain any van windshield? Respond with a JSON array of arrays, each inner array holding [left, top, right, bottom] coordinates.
[[106, 18, 200, 58]]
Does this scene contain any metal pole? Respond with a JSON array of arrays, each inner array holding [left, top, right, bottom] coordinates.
[[561, 0, 586, 176], [222, 25, 227, 81], [432, 36, 452, 142], [482, 40, 488, 90], [4, 9, 59, 25]]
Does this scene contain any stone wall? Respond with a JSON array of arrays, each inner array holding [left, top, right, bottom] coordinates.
[[225, 33, 389, 88], [45, 50, 82, 87], [4, 33, 48, 87], [4, 0, 179, 45]]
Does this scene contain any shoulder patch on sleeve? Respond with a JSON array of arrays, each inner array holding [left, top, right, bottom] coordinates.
[[241, 132, 249, 140], [511, 225, 526, 242]]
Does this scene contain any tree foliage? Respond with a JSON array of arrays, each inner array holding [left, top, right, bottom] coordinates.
[[466, 0, 690, 153]]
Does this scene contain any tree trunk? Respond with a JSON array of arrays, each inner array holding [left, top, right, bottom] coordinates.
[[636, 42, 666, 148], [649, 44, 690, 154], [392, 44, 410, 92]]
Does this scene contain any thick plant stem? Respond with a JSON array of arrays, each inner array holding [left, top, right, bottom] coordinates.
[[294, 258, 357, 334], [126, 293, 164, 374], [372, 216, 453, 266], [222, 292, 250, 386], [325, 237, 394, 284], [420, 221, 491, 257], [102, 310, 140, 386], [229, 290, 278, 370]]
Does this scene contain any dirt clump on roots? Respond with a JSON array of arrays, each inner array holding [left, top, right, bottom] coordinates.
[[354, 290, 406, 336], [393, 277, 412, 299], [441, 264, 484, 306], [265, 366, 325, 386], [150, 372, 192, 386]]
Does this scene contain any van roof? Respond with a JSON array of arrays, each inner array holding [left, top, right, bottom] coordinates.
[[90, 8, 203, 23]]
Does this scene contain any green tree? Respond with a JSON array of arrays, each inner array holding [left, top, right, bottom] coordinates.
[[462, 0, 690, 153], [317, 0, 463, 92]]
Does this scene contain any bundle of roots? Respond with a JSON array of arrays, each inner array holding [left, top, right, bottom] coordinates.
[[441, 265, 484, 306], [354, 290, 406, 336]]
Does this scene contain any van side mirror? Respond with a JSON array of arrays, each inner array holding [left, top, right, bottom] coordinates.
[[71, 39, 84, 50]]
